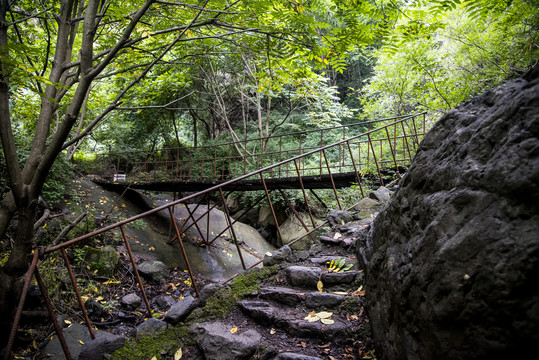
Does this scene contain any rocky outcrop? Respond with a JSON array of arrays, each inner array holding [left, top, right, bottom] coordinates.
[[356, 67, 539, 359]]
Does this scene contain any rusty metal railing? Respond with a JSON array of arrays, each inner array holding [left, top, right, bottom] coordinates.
[[4, 112, 425, 360], [89, 113, 425, 182]]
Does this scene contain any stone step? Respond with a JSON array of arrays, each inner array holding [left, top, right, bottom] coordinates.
[[284, 265, 361, 289], [258, 286, 345, 309], [238, 300, 355, 341]]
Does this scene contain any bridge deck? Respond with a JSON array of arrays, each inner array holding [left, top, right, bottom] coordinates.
[[92, 171, 370, 192]]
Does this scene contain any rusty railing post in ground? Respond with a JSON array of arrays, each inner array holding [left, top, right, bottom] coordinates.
[[322, 149, 342, 210], [168, 207, 199, 297], [400, 121, 413, 162], [384, 127, 401, 177], [345, 141, 365, 198], [60, 248, 95, 340], [293, 159, 316, 228], [218, 188, 246, 270], [277, 188, 316, 242], [4, 250, 39, 360], [209, 192, 267, 245], [119, 225, 152, 318], [34, 266, 73, 360], [184, 202, 207, 244], [367, 133, 384, 186], [259, 172, 283, 244]]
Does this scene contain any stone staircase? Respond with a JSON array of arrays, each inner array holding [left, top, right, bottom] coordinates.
[[190, 217, 375, 360]]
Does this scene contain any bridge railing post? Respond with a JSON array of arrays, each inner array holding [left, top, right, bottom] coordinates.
[[293, 159, 316, 228], [259, 172, 283, 245], [60, 248, 95, 340], [218, 188, 246, 270], [345, 140, 365, 198], [322, 149, 342, 210], [4, 251, 39, 360], [168, 207, 199, 297], [120, 225, 152, 318], [35, 265, 74, 360]]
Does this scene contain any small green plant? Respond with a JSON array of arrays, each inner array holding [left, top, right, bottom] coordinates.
[[327, 258, 354, 273], [127, 219, 146, 231], [73, 248, 85, 265]]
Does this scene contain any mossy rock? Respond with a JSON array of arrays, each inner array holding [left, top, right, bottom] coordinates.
[[187, 265, 278, 323], [82, 245, 119, 277], [110, 325, 193, 360]]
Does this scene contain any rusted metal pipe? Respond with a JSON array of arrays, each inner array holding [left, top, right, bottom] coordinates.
[[259, 173, 283, 244], [4, 250, 39, 360], [168, 207, 199, 297], [277, 188, 315, 242], [367, 133, 384, 186], [322, 149, 342, 210], [35, 266, 73, 360], [218, 188, 246, 270], [60, 248, 95, 340], [293, 160, 316, 228], [345, 141, 365, 198], [119, 225, 152, 318]]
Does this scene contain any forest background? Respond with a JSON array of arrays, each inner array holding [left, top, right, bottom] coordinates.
[[0, 0, 537, 349]]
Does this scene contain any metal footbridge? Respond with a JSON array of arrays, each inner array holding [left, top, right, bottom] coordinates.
[[5, 113, 426, 360]]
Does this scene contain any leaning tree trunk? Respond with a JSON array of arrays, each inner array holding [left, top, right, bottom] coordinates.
[[0, 199, 37, 351]]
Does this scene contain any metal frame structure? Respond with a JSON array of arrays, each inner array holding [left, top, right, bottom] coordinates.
[[3, 113, 426, 360]]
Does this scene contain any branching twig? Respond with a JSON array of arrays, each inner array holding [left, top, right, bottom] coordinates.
[[52, 211, 88, 246]]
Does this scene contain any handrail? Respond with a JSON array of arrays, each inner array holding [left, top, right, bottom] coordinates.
[[89, 113, 426, 182], [44, 112, 425, 254], [6, 112, 426, 360]]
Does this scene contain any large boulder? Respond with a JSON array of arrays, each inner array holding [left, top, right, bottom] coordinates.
[[280, 212, 323, 250], [356, 67, 539, 359]]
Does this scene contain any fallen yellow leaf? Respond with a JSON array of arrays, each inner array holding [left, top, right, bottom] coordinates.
[[174, 347, 183, 360], [230, 326, 238, 334], [317, 280, 323, 293]]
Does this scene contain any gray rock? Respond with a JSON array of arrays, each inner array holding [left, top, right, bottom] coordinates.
[[274, 353, 323, 360], [259, 287, 304, 306], [232, 207, 259, 227], [356, 68, 539, 360], [164, 295, 198, 324], [135, 318, 168, 340], [309, 256, 345, 265], [155, 295, 176, 310], [322, 271, 360, 285], [82, 245, 119, 277], [238, 300, 278, 325], [285, 316, 349, 339], [279, 213, 321, 250], [327, 210, 354, 227], [368, 186, 391, 203], [121, 293, 141, 309], [190, 321, 262, 360], [79, 331, 126, 360], [42, 323, 90, 360], [137, 260, 168, 284], [304, 293, 345, 308], [319, 235, 342, 245], [285, 266, 322, 288], [42, 323, 124, 360], [239, 300, 353, 341], [199, 283, 221, 302], [353, 197, 381, 213], [84, 298, 105, 320], [258, 205, 286, 227], [263, 245, 292, 266]]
